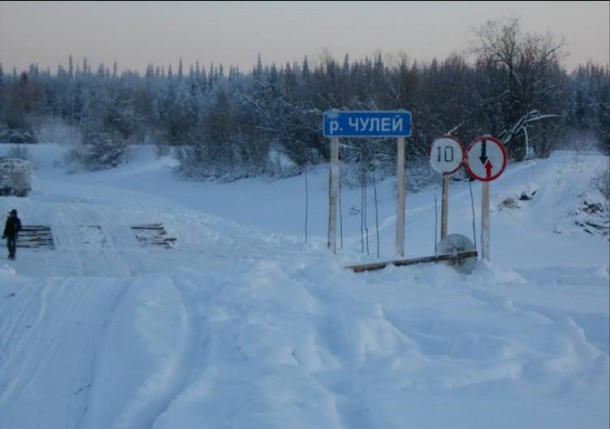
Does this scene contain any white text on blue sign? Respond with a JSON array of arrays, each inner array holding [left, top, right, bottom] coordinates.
[[323, 111, 412, 138]]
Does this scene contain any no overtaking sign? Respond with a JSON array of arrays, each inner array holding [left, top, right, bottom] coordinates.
[[466, 136, 507, 182]]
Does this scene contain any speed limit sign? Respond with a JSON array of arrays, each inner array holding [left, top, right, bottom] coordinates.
[[430, 136, 464, 175]]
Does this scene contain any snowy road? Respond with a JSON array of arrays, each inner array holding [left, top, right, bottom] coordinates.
[[0, 145, 608, 428]]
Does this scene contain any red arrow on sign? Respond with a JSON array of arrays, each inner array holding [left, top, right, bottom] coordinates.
[[485, 160, 493, 179]]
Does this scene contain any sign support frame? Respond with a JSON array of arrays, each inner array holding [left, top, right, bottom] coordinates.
[[324, 110, 412, 256]]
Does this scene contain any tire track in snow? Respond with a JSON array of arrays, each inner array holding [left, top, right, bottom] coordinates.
[[150, 274, 213, 427], [0, 277, 128, 429], [85, 275, 204, 429]]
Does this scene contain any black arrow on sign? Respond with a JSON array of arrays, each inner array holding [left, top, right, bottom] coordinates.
[[479, 140, 488, 165]]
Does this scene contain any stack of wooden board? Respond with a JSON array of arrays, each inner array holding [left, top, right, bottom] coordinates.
[[17, 225, 54, 249], [131, 223, 176, 249]]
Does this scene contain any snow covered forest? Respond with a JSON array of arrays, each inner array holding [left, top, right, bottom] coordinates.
[[0, 18, 608, 178]]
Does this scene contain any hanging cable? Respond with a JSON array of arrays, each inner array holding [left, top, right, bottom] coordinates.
[[434, 193, 438, 254], [304, 166, 308, 243], [339, 173, 343, 249], [373, 163, 380, 259], [360, 163, 365, 253]]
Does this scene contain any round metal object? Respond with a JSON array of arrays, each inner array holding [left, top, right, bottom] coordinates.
[[436, 233, 477, 274]]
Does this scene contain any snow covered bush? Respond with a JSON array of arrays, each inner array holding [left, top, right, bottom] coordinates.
[[4, 144, 31, 161], [593, 159, 609, 202], [66, 129, 127, 171]]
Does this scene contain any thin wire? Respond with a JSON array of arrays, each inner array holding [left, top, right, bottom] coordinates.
[[373, 165, 380, 259], [339, 175, 343, 249], [304, 166, 308, 243], [434, 193, 438, 254]]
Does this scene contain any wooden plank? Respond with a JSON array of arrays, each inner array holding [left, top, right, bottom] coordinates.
[[20, 237, 53, 243], [143, 238, 173, 243], [131, 224, 164, 230], [18, 237, 54, 242], [345, 250, 478, 273]]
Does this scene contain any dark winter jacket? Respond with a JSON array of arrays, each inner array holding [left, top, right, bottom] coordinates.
[[3, 215, 22, 239]]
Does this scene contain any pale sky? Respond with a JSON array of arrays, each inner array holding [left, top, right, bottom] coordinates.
[[1, 1, 608, 75]]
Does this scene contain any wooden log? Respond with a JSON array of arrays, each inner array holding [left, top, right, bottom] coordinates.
[[345, 250, 478, 273]]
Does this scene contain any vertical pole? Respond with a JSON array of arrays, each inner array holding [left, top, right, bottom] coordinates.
[[396, 137, 406, 257], [328, 137, 340, 253], [441, 174, 449, 240], [481, 181, 490, 261]]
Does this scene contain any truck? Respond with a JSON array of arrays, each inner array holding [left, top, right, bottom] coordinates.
[[0, 157, 32, 197]]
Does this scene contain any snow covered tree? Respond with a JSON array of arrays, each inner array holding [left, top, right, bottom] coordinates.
[[472, 17, 567, 160], [568, 63, 610, 154]]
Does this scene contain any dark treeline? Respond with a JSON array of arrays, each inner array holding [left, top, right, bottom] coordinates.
[[0, 18, 608, 180]]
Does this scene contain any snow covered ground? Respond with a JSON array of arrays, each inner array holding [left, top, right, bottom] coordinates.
[[0, 143, 608, 429]]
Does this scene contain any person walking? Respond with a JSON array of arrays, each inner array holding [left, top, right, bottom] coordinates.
[[3, 209, 22, 260]]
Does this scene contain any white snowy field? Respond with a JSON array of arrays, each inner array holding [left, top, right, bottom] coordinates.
[[0, 143, 608, 429]]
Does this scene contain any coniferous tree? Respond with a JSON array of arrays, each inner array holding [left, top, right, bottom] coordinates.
[[0, 40, 605, 176]]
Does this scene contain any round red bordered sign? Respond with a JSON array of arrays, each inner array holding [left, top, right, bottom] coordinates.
[[466, 136, 507, 182], [430, 136, 464, 175]]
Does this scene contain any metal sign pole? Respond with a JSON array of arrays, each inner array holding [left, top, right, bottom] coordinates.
[[396, 137, 406, 257], [328, 137, 340, 253]]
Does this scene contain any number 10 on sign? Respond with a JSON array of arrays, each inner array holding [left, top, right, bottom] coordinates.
[[430, 137, 464, 175]]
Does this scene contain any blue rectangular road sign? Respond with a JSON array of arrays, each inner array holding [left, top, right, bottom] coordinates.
[[323, 110, 412, 138]]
